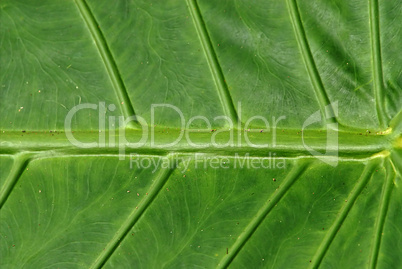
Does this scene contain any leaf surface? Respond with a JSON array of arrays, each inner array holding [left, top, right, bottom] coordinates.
[[0, 0, 401, 268]]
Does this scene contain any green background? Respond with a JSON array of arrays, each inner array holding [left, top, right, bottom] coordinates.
[[0, 0, 401, 268]]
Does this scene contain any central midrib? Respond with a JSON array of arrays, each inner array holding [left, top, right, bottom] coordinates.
[[0, 129, 395, 158]]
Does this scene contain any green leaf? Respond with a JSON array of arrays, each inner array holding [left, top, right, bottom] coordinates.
[[0, 0, 401, 268]]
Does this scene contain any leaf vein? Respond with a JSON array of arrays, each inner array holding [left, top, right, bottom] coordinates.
[[369, 0, 387, 128], [89, 154, 179, 268], [0, 153, 32, 209], [286, 0, 337, 124], [186, 0, 239, 126], [309, 157, 380, 268], [218, 160, 311, 268], [369, 158, 395, 269], [73, 0, 138, 128]]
